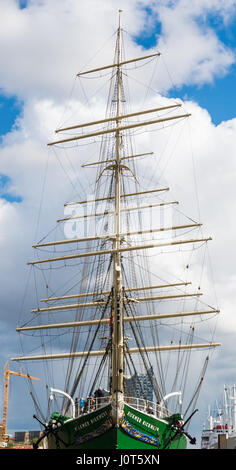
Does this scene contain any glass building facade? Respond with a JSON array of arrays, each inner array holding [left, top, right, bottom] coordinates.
[[124, 367, 154, 401]]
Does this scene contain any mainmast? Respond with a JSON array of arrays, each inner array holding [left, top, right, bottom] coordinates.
[[111, 9, 124, 425]]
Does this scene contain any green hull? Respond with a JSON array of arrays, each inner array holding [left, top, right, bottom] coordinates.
[[46, 403, 187, 449]]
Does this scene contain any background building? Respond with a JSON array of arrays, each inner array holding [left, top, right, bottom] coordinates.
[[14, 430, 41, 443], [124, 367, 154, 401]]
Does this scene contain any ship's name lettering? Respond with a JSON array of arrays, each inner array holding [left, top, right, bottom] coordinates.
[[90, 410, 107, 424], [142, 420, 159, 432], [127, 411, 159, 432], [75, 410, 108, 431], [127, 411, 142, 423]]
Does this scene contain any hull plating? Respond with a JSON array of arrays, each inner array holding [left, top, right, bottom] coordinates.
[[46, 403, 187, 449]]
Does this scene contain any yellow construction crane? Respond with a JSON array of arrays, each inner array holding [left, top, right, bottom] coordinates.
[[1, 361, 40, 443]]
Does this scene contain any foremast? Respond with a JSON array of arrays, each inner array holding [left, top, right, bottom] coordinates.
[[111, 10, 124, 426]]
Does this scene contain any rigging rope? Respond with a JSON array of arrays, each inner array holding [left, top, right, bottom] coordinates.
[[184, 355, 209, 428], [63, 290, 113, 413]]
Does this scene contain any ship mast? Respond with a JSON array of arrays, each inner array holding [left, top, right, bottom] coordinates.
[[12, 12, 221, 421], [112, 9, 124, 425]]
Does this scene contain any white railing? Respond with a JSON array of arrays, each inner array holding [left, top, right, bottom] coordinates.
[[74, 396, 111, 417], [124, 396, 172, 419], [74, 395, 172, 420]]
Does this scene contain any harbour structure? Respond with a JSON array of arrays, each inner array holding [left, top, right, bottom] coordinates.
[[201, 385, 236, 449]]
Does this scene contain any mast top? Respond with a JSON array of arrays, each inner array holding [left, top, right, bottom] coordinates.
[[119, 10, 123, 30]]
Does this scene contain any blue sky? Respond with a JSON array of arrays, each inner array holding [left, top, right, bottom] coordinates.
[[0, 95, 22, 202], [0, 1, 25, 203], [0, 173, 22, 203], [18, 0, 28, 9], [173, 13, 236, 125], [0, 0, 25, 147], [0, 95, 22, 137]]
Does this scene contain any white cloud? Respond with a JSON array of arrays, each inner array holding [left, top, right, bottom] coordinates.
[[0, 0, 234, 102], [151, 0, 235, 89]]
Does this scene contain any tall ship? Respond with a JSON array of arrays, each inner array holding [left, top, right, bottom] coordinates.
[[201, 385, 236, 449], [11, 12, 220, 450]]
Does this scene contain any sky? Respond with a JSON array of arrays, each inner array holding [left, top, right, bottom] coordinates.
[[0, 0, 236, 451]]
